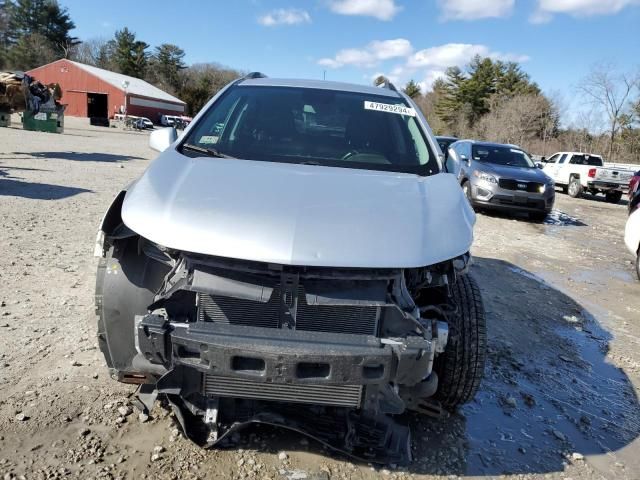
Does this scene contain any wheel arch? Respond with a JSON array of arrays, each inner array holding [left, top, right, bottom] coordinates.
[[94, 187, 137, 258]]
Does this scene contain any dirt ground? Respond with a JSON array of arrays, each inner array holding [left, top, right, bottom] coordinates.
[[1, 117, 639, 480]]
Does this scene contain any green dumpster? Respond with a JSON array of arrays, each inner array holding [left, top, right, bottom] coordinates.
[[22, 105, 65, 133]]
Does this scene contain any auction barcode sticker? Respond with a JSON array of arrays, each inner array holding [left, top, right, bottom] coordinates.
[[364, 101, 416, 117]]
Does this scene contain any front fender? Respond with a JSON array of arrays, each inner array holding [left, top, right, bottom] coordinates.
[[94, 188, 136, 257]]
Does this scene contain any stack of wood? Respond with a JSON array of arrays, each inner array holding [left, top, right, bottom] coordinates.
[[0, 71, 62, 113]]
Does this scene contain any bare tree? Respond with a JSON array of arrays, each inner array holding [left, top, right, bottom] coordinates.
[[70, 38, 110, 66], [578, 63, 639, 161], [473, 94, 555, 148]]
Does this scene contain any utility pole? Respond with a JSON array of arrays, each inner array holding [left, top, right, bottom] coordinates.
[[121, 80, 129, 126]]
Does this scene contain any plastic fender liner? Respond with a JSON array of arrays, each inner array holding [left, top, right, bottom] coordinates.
[[95, 237, 171, 372]]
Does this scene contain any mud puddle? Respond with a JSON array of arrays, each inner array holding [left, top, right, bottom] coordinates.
[[418, 257, 640, 477], [543, 210, 587, 227]]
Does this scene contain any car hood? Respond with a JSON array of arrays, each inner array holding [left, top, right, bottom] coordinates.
[[480, 163, 550, 182], [121, 151, 475, 268]]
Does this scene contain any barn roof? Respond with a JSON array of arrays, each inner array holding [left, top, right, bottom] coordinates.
[[68, 60, 185, 105]]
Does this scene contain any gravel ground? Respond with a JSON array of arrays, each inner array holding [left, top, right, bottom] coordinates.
[[1, 117, 639, 480]]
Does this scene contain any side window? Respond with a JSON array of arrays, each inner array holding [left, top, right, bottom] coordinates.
[[558, 154, 568, 164], [546, 154, 559, 164], [569, 155, 582, 165]]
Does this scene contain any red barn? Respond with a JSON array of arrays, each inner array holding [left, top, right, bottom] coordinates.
[[28, 59, 185, 121]]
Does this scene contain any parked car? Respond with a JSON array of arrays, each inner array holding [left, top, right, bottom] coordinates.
[[445, 140, 555, 221], [625, 207, 640, 280], [94, 74, 485, 461], [629, 170, 640, 199], [435, 136, 458, 158], [542, 152, 634, 203], [133, 117, 154, 130], [159, 114, 179, 127], [629, 186, 640, 215]]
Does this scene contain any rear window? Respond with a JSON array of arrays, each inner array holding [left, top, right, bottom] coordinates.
[[570, 155, 603, 166], [181, 85, 439, 175]]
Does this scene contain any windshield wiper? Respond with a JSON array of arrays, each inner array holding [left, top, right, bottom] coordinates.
[[182, 143, 235, 159]]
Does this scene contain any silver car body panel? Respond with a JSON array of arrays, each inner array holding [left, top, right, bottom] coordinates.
[[121, 150, 475, 268]]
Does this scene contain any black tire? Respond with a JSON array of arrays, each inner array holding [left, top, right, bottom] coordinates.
[[561, 185, 568, 194], [568, 177, 583, 198], [462, 181, 475, 210], [433, 274, 486, 410], [605, 190, 623, 204], [529, 211, 548, 222], [636, 250, 640, 282]]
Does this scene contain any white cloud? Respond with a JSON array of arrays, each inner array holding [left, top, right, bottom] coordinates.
[[408, 43, 528, 69], [408, 44, 489, 69], [318, 38, 413, 68], [531, 0, 640, 23], [438, 0, 514, 21], [321, 40, 528, 92], [327, 0, 401, 20], [258, 8, 311, 26]]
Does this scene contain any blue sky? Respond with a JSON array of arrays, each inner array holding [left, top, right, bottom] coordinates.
[[62, 0, 639, 124]]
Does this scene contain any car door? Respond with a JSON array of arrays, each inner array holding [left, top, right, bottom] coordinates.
[[542, 154, 559, 180], [553, 154, 571, 183]]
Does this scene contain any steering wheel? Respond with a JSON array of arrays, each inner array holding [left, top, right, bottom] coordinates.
[[341, 150, 360, 161]]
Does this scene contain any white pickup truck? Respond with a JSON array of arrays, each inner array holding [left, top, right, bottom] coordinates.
[[542, 151, 636, 203]]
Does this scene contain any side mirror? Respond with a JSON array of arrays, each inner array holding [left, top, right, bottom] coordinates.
[[459, 154, 470, 166], [149, 127, 177, 152], [536, 162, 544, 169]]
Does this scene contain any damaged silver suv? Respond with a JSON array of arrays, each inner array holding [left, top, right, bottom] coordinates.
[[94, 74, 485, 464]]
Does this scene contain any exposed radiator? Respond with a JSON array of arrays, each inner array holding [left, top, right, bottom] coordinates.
[[203, 375, 362, 407], [198, 287, 379, 336]]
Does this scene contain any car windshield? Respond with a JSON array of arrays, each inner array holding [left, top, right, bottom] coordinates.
[[181, 85, 439, 175], [472, 145, 535, 168]]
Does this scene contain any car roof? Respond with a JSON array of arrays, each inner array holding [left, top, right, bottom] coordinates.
[[457, 139, 522, 149], [239, 77, 402, 99]]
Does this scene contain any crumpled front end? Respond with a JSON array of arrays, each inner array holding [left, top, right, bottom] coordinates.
[[96, 233, 464, 464]]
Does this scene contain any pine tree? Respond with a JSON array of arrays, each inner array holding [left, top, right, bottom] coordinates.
[[113, 28, 149, 78], [149, 43, 186, 93], [6, 32, 55, 70], [6, 0, 77, 54], [95, 39, 116, 70], [403, 79, 421, 99], [494, 61, 540, 99], [0, 0, 10, 68], [464, 55, 497, 124], [436, 66, 467, 127]]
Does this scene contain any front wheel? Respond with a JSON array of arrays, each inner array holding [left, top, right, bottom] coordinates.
[[605, 190, 623, 204], [433, 274, 486, 410], [462, 181, 475, 211], [568, 177, 583, 198]]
